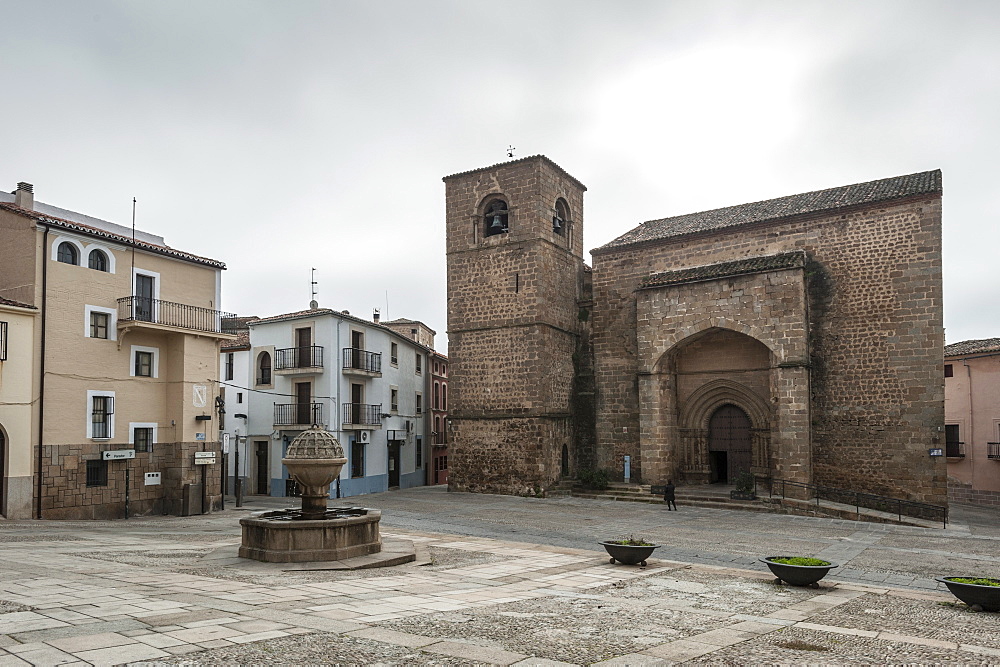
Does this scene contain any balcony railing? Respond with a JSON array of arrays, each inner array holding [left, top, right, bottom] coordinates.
[[275, 346, 324, 370], [118, 296, 236, 334], [988, 443, 1000, 460], [274, 402, 323, 426], [946, 441, 966, 458], [343, 403, 382, 426], [343, 348, 382, 374]]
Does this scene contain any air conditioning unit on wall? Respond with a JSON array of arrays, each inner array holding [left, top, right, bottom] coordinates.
[[359, 431, 370, 443]]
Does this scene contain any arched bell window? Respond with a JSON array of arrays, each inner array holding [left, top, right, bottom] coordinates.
[[484, 199, 509, 237], [88, 249, 109, 272], [257, 351, 272, 386], [57, 241, 79, 265], [553, 198, 569, 236]]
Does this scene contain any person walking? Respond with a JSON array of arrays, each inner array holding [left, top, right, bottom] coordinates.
[[663, 479, 677, 511]]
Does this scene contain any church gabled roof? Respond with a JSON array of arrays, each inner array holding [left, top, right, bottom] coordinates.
[[944, 338, 1000, 357], [595, 170, 942, 254]]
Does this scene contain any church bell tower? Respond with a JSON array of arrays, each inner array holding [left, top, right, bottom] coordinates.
[[444, 156, 586, 495]]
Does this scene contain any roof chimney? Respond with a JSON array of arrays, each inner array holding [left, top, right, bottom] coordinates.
[[373, 308, 380, 323], [14, 182, 33, 210]]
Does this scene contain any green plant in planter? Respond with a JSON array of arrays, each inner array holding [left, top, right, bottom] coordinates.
[[733, 469, 755, 494], [607, 535, 654, 547], [770, 557, 832, 567], [945, 577, 1000, 587]]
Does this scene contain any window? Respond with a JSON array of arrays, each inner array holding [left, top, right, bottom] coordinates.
[[0, 321, 6, 361], [442, 384, 447, 410], [90, 312, 109, 339], [945, 424, 963, 457], [237, 392, 243, 404], [484, 199, 509, 237], [88, 249, 109, 272], [257, 351, 272, 385], [391, 388, 398, 412], [135, 351, 153, 377], [416, 436, 423, 468], [553, 198, 569, 236], [434, 382, 440, 410], [945, 364, 954, 378], [130, 346, 158, 378], [90, 394, 114, 439], [415, 355, 422, 374], [391, 342, 398, 365], [225, 352, 234, 381], [435, 416, 441, 443], [132, 426, 154, 453], [86, 459, 108, 487], [351, 439, 365, 478], [416, 393, 422, 414], [57, 242, 79, 265]]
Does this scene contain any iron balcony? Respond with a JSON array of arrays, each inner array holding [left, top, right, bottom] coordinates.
[[117, 296, 236, 335], [342, 348, 382, 377], [274, 345, 324, 372], [274, 402, 324, 427], [342, 403, 382, 429]]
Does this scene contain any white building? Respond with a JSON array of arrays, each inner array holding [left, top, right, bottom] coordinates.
[[219, 320, 254, 496], [237, 306, 432, 499]]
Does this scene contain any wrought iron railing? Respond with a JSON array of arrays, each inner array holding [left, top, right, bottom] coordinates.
[[764, 477, 948, 528], [274, 402, 323, 426], [343, 403, 382, 426], [275, 346, 324, 370], [988, 442, 1000, 460], [946, 441, 965, 458], [117, 296, 236, 334], [342, 348, 382, 373]]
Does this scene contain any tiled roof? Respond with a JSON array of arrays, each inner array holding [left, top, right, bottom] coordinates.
[[0, 202, 226, 269], [221, 330, 250, 351], [641, 251, 806, 290], [596, 170, 942, 253], [0, 296, 36, 309], [442, 155, 587, 191], [249, 307, 436, 352], [944, 338, 1000, 357]]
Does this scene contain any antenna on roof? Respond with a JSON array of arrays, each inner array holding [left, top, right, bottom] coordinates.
[[507, 145, 516, 158], [131, 197, 136, 285], [310, 268, 318, 309]]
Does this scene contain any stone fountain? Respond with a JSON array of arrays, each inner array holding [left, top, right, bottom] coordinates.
[[238, 425, 383, 563]]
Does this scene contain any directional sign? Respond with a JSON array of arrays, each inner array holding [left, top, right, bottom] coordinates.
[[102, 450, 135, 461], [194, 457, 216, 465]]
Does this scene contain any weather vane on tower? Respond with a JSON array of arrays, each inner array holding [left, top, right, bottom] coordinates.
[[507, 145, 516, 158]]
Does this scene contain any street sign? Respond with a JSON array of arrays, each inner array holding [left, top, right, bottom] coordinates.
[[194, 457, 216, 465], [222, 433, 230, 454], [196, 432, 206, 441], [145, 472, 161, 485], [928, 448, 944, 457], [102, 450, 135, 461], [194, 451, 217, 459]]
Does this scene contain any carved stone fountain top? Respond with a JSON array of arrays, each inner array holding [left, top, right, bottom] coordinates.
[[285, 423, 345, 460]]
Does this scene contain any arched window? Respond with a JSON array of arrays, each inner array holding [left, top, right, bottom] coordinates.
[[433, 382, 440, 410], [88, 249, 109, 272], [257, 351, 272, 385], [441, 384, 447, 410], [57, 242, 78, 265], [434, 416, 441, 443], [484, 199, 509, 237], [553, 198, 569, 236]]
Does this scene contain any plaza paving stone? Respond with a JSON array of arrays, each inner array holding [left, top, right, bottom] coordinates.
[[0, 486, 997, 665]]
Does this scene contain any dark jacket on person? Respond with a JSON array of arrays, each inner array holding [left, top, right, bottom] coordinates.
[[663, 483, 676, 501]]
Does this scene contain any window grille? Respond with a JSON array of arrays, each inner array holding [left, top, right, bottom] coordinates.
[[134, 427, 153, 452], [92, 396, 114, 439], [90, 312, 109, 339], [86, 459, 108, 487]]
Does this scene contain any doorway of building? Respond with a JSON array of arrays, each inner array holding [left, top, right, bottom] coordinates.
[[295, 382, 312, 425], [295, 327, 311, 367], [708, 404, 752, 484], [135, 274, 155, 321], [388, 441, 400, 488], [254, 440, 269, 494]]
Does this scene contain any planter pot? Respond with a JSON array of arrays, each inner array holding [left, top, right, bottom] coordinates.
[[730, 490, 757, 500], [601, 541, 661, 566], [761, 557, 838, 587], [937, 577, 1000, 612]]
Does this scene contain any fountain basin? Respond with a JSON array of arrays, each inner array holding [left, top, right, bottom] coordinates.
[[239, 507, 382, 563]]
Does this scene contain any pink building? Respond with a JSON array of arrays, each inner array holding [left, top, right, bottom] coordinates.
[[944, 338, 1000, 506]]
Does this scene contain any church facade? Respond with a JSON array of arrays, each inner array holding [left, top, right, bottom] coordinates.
[[445, 156, 945, 504]]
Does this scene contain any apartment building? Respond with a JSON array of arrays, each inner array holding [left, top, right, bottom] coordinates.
[[0, 182, 233, 519], [241, 306, 431, 499], [430, 351, 449, 485], [0, 297, 37, 518]]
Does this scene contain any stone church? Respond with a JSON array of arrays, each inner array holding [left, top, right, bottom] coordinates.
[[444, 156, 945, 504]]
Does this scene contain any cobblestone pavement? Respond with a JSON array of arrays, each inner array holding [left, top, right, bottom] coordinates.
[[0, 486, 996, 665]]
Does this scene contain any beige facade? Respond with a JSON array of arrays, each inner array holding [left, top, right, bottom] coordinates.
[[0, 182, 233, 519], [0, 298, 38, 518], [944, 339, 1000, 506]]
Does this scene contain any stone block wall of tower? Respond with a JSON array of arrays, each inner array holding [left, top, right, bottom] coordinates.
[[444, 156, 586, 494]]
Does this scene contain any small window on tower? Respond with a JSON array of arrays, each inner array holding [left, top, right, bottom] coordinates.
[[553, 198, 569, 236], [484, 199, 509, 237]]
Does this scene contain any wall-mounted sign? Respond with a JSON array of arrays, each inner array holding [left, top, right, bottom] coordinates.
[[928, 448, 944, 457], [194, 457, 216, 465], [193, 385, 207, 408], [196, 432, 206, 441], [222, 433, 230, 454], [194, 451, 217, 465], [624, 455, 631, 482], [102, 450, 135, 461], [145, 472, 161, 485]]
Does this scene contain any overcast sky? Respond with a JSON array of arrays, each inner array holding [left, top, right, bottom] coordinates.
[[2, 0, 997, 351]]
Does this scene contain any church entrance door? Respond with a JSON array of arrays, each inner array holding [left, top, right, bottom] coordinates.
[[708, 405, 752, 484]]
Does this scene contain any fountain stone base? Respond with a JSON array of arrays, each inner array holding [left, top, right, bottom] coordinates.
[[239, 508, 382, 563]]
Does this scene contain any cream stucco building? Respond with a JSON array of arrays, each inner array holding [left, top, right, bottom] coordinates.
[[0, 296, 38, 518], [0, 182, 233, 519]]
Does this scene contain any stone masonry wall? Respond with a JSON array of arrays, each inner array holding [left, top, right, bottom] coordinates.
[[592, 195, 945, 504]]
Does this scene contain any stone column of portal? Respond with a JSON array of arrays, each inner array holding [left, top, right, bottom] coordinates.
[[773, 364, 811, 499]]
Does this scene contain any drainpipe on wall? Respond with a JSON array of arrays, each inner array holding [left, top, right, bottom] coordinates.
[[36, 224, 49, 519]]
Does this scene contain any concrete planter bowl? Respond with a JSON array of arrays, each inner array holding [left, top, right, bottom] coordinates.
[[937, 577, 1000, 612], [762, 557, 838, 587], [601, 541, 661, 566]]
